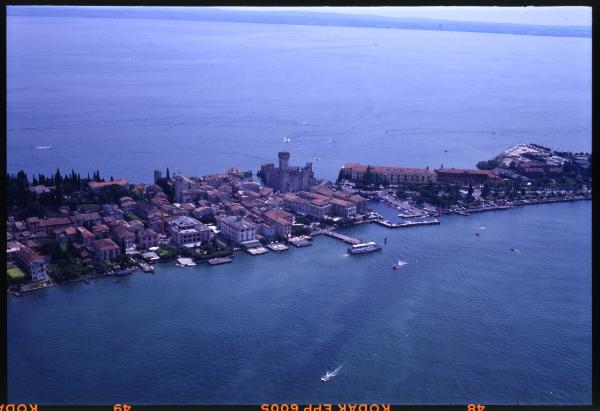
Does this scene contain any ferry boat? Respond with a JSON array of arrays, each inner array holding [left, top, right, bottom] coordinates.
[[347, 241, 383, 255]]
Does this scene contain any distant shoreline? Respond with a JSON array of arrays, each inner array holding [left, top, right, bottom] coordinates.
[[7, 7, 591, 39]]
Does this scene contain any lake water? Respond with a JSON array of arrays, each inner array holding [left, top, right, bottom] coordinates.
[[7, 16, 592, 182], [7, 201, 592, 405]]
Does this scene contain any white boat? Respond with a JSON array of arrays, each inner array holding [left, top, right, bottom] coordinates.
[[348, 241, 383, 254], [321, 364, 343, 382], [321, 371, 335, 382], [392, 260, 407, 270], [176, 257, 196, 267]]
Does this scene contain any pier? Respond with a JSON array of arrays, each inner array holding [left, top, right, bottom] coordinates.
[[322, 230, 363, 245], [375, 219, 440, 228]]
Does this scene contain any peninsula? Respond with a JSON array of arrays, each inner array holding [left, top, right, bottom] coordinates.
[[6, 143, 591, 294]]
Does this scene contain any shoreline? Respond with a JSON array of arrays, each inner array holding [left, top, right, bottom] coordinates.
[[8, 195, 591, 297]]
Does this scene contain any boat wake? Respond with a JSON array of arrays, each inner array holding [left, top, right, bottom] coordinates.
[[478, 226, 486, 230], [35, 145, 53, 149], [393, 260, 408, 269]]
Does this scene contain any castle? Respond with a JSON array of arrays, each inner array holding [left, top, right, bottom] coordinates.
[[259, 152, 315, 193]]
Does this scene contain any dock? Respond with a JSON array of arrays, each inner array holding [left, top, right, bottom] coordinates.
[[380, 193, 406, 208], [375, 219, 440, 229], [322, 230, 362, 245], [266, 242, 289, 252], [176, 257, 196, 267], [138, 261, 155, 272], [246, 246, 269, 255], [208, 256, 234, 265], [288, 236, 312, 247]]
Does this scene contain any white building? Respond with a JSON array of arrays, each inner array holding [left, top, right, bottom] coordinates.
[[167, 215, 212, 247], [219, 216, 256, 243]]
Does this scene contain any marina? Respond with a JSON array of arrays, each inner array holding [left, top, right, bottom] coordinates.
[[245, 246, 269, 256], [288, 236, 312, 247]]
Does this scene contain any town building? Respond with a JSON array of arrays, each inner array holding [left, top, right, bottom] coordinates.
[[38, 217, 73, 236], [25, 217, 40, 233], [166, 215, 212, 247], [76, 227, 95, 248], [173, 173, 200, 203], [219, 216, 256, 243], [71, 212, 101, 227], [92, 224, 110, 239], [516, 161, 563, 178], [340, 163, 436, 184], [434, 168, 500, 185], [283, 192, 331, 220], [16, 245, 48, 281], [328, 198, 357, 218], [93, 238, 120, 261], [137, 228, 160, 249], [264, 209, 294, 238], [259, 152, 315, 193]]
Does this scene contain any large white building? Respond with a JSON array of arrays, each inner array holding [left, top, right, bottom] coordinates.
[[219, 216, 256, 243], [167, 216, 212, 247]]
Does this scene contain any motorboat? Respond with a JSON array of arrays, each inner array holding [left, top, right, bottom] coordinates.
[[392, 260, 406, 270], [321, 371, 335, 382], [321, 364, 343, 382]]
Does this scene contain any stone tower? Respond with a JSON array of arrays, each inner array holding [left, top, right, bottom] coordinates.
[[278, 152, 290, 170], [153, 169, 162, 184]]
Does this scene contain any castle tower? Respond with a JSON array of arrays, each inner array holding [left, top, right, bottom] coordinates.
[[173, 172, 184, 203], [153, 169, 162, 184], [278, 152, 290, 170]]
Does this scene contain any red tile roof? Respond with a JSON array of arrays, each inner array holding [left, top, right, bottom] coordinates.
[[18, 245, 44, 264], [88, 179, 128, 190], [39, 217, 71, 227], [93, 238, 119, 251], [435, 168, 499, 177]]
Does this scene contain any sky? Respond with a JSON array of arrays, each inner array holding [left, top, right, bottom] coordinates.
[[221, 6, 592, 27]]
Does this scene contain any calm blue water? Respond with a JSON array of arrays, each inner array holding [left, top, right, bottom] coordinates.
[[8, 201, 591, 404], [7, 15, 591, 182]]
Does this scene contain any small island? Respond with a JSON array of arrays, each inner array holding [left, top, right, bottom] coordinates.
[[6, 143, 591, 294]]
